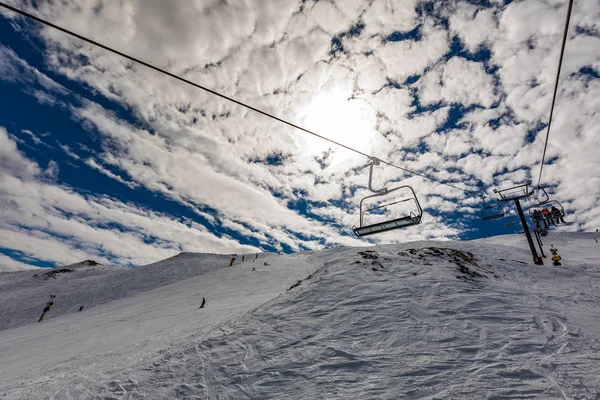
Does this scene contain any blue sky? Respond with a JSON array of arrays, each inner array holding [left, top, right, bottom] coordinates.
[[0, 0, 598, 270]]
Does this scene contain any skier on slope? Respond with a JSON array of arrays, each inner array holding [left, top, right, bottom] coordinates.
[[38, 295, 55, 322], [550, 246, 562, 266]]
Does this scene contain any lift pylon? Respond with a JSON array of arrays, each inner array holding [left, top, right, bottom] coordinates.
[[493, 181, 543, 265]]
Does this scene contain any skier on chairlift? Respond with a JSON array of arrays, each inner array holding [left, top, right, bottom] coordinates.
[[551, 206, 565, 224], [532, 209, 543, 228], [541, 208, 554, 226]]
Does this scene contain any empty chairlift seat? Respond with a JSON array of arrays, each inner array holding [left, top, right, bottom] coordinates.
[[353, 187, 423, 237], [352, 158, 423, 237], [481, 196, 505, 221]]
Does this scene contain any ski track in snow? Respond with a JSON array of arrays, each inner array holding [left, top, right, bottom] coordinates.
[[0, 233, 599, 399]]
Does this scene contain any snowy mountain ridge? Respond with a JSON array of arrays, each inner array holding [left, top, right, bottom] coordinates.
[[0, 233, 599, 399]]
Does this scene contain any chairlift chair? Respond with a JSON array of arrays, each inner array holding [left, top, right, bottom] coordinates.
[[352, 158, 423, 237], [481, 196, 505, 221], [529, 201, 566, 224], [529, 186, 566, 224]]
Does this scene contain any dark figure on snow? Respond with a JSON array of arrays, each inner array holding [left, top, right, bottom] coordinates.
[[38, 297, 55, 323], [550, 246, 562, 266], [551, 206, 565, 224], [200, 297, 206, 309], [229, 257, 236, 267], [78, 306, 84, 312], [242, 255, 245, 262], [42, 301, 53, 314]]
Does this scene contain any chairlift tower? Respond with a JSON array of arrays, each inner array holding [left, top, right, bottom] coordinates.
[[493, 181, 543, 265]]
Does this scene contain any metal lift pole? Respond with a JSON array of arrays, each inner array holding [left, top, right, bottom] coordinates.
[[533, 227, 546, 259], [514, 198, 544, 265]]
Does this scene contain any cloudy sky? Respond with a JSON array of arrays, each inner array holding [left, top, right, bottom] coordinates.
[[0, 0, 598, 271]]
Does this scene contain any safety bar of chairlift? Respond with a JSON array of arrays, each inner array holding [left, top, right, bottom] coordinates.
[[363, 198, 414, 214], [358, 185, 423, 228]]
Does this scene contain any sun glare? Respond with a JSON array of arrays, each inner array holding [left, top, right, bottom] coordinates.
[[298, 92, 377, 167]]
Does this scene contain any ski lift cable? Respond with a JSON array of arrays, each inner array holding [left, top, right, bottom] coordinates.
[[536, 0, 573, 189], [0, 2, 483, 196]]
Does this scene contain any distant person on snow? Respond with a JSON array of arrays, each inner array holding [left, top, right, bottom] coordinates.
[[199, 297, 206, 309], [38, 295, 55, 322], [550, 246, 562, 266], [242, 255, 245, 262], [551, 206, 565, 224], [229, 257, 236, 267], [78, 306, 84, 312]]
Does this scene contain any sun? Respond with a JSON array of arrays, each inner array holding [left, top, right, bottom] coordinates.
[[297, 92, 378, 167]]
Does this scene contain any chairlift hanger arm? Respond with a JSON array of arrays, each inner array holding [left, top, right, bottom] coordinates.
[[534, 186, 550, 205], [366, 158, 387, 194]]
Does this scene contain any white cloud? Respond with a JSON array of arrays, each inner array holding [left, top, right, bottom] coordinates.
[[0, 127, 41, 179], [449, 3, 498, 53], [362, 0, 419, 37], [0, 0, 598, 271], [0, 127, 261, 266], [418, 56, 497, 107], [376, 22, 449, 82], [0, 253, 40, 272]]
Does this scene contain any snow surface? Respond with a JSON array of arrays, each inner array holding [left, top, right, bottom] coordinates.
[[0, 233, 599, 399]]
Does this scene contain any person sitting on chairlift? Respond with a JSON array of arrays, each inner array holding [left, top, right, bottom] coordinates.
[[551, 206, 565, 224], [532, 209, 542, 228], [541, 208, 554, 226]]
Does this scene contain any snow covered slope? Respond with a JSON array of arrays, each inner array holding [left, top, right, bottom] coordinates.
[[0, 233, 599, 399], [0, 253, 237, 331]]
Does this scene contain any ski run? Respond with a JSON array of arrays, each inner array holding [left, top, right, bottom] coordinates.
[[0, 232, 599, 399]]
